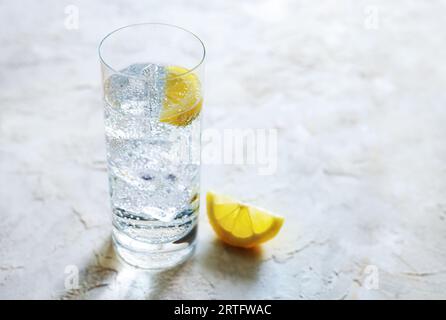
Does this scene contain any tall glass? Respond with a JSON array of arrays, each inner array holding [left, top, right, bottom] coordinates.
[[99, 23, 205, 269]]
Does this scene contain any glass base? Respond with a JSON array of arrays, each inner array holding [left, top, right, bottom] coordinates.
[[112, 228, 196, 269]]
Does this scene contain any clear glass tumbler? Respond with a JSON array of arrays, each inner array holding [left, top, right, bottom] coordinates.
[[98, 23, 205, 269]]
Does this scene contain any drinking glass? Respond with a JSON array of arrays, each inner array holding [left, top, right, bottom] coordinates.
[[98, 23, 205, 269]]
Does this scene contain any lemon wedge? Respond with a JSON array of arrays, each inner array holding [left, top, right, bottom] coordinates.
[[160, 66, 202, 126], [206, 192, 284, 248]]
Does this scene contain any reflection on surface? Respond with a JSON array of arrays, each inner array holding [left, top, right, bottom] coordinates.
[[60, 235, 265, 299]]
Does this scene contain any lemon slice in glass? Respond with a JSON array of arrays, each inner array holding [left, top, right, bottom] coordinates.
[[160, 66, 202, 126], [206, 192, 284, 248]]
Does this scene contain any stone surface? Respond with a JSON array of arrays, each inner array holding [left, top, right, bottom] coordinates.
[[1, 0, 446, 299]]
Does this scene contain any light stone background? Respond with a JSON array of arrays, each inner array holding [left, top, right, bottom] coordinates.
[[1, 0, 446, 299]]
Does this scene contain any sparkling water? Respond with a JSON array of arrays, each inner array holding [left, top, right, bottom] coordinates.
[[103, 63, 200, 265]]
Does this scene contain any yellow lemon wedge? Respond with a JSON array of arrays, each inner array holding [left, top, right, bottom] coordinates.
[[207, 192, 284, 248], [160, 66, 202, 126]]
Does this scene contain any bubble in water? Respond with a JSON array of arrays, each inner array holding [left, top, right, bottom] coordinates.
[[105, 63, 200, 243]]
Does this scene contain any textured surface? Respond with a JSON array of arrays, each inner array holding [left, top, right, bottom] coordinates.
[[1, 0, 446, 299]]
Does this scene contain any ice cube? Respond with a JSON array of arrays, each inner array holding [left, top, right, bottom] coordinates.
[[104, 64, 149, 113]]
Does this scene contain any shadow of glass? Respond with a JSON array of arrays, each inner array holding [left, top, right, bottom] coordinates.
[[142, 262, 188, 299], [199, 239, 263, 283], [60, 236, 264, 299]]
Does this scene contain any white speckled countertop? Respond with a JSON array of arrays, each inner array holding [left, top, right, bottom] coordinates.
[[1, 0, 446, 299]]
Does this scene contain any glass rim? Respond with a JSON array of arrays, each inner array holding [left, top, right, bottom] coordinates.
[[98, 22, 206, 79]]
